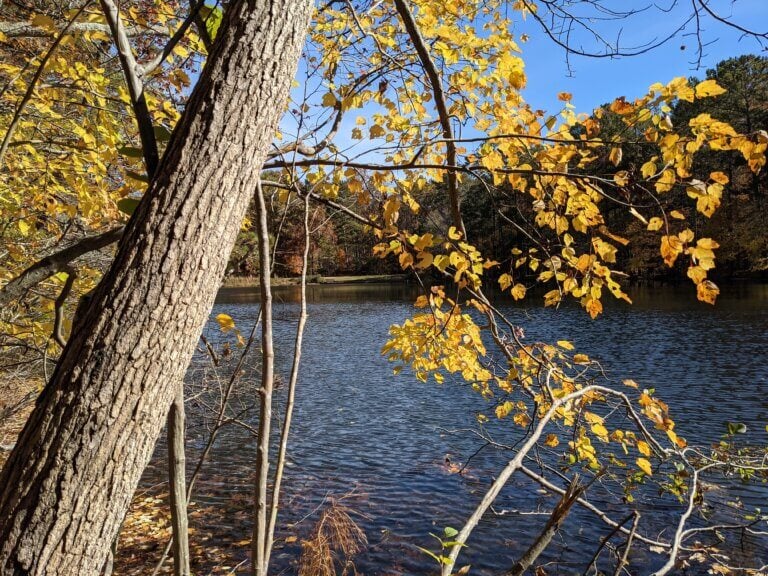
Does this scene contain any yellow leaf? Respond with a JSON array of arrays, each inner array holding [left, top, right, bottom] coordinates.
[[695, 79, 727, 98], [637, 440, 651, 457], [215, 313, 236, 333], [609, 147, 623, 166], [655, 169, 676, 193], [669, 210, 685, 220], [18, 220, 31, 237], [667, 429, 687, 448], [513, 412, 531, 427], [660, 235, 683, 267], [31, 14, 57, 32], [481, 150, 504, 171], [544, 289, 561, 307], [369, 124, 386, 138], [557, 340, 574, 350], [573, 353, 590, 364], [636, 457, 653, 476], [591, 422, 609, 441], [687, 265, 707, 284], [415, 251, 433, 269], [696, 280, 720, 305], [498, 273, 512, 291], [678, 228, 694, 243], [709, 171, 729, 185], [640, 160, 657, 179], [495, 401, 513, 419], [544, 434, 560, 447], [510, 283, 526, 301], [613, 171, 629, 187], [623, 379, 639, 388], [647, 217, 663, 232], [321, 92, 337, 107], [585, 298, 602, 319]]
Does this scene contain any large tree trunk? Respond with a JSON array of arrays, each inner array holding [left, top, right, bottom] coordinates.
[[0, 0, 312, 572]]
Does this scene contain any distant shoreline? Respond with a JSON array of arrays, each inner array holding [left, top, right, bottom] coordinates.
[[221, 274, 410, 287]]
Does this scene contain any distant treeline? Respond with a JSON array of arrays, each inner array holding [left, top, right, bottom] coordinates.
[[229, 55, 767, 283]]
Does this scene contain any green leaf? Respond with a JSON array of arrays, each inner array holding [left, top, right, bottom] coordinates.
[[198, 5, 223, 40], [153, 125, 172, 142], [443, 526, 459, 538], [117, 197, 141, 216], [726, 422, 747, 435], [118, 146, 144, 158], [125, 170, 149, 184], [415, 546, 442, 565]]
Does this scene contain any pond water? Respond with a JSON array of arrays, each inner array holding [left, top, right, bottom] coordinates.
[[142, 282, 768, 575]]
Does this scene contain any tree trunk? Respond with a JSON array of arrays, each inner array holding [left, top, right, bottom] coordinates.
[[0, 0, 312, 572], [168, 386, 190, 576]]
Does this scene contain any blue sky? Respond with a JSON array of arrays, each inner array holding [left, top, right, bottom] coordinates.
[[518, 0, 768, 114], [278, 1, 767, 159]]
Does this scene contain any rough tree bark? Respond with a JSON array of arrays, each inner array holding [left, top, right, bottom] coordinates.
[[0, 0, 313, 573]]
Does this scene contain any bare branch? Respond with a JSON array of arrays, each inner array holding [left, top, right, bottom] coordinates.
[[505, 476, 586, 575], [52, 267, 77, 348], [0, 227, 124, 308], [99, 0, 159, 176], [264, 192, 311, 569], [650, 462, 719, 576], [444, 386, 602, 575], [613, 512, 641, 576], [583, 512, 636, 576], [271, 102, 344, 158], [138, 0, 206, 78], [252, 177, 277, 576], [393, 0, 464, 237], [0, 20, 153, 39], [519, 465, 667, 550]]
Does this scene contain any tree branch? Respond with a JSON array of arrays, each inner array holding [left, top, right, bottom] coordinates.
[[0, 20, 153, 39], [0, 227, 123, 308], [505, 476, 586, 576], [52, 267, 77, 348], [99, 0, 159, 177], [264, 192, 310, 570], [393, 0, 464, 237], [443, 386, 599, 575], [138, 0, 207, 78], [650, 462, 718, 576], [613, 511, 640, 576]]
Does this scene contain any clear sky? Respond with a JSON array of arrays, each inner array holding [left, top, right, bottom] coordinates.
[[518, 0, 768, 114], [278, 1, 767, 158]]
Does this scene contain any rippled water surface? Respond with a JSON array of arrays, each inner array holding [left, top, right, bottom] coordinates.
[[143, 282, 768, 575]]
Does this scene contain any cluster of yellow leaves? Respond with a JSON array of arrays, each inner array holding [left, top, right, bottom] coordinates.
[[0, 2, 203, 345], [374, 226, 496, 290], [384, 291, 690, 482], [304, 0, 765, 316], [382, 286, 493, 389]]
